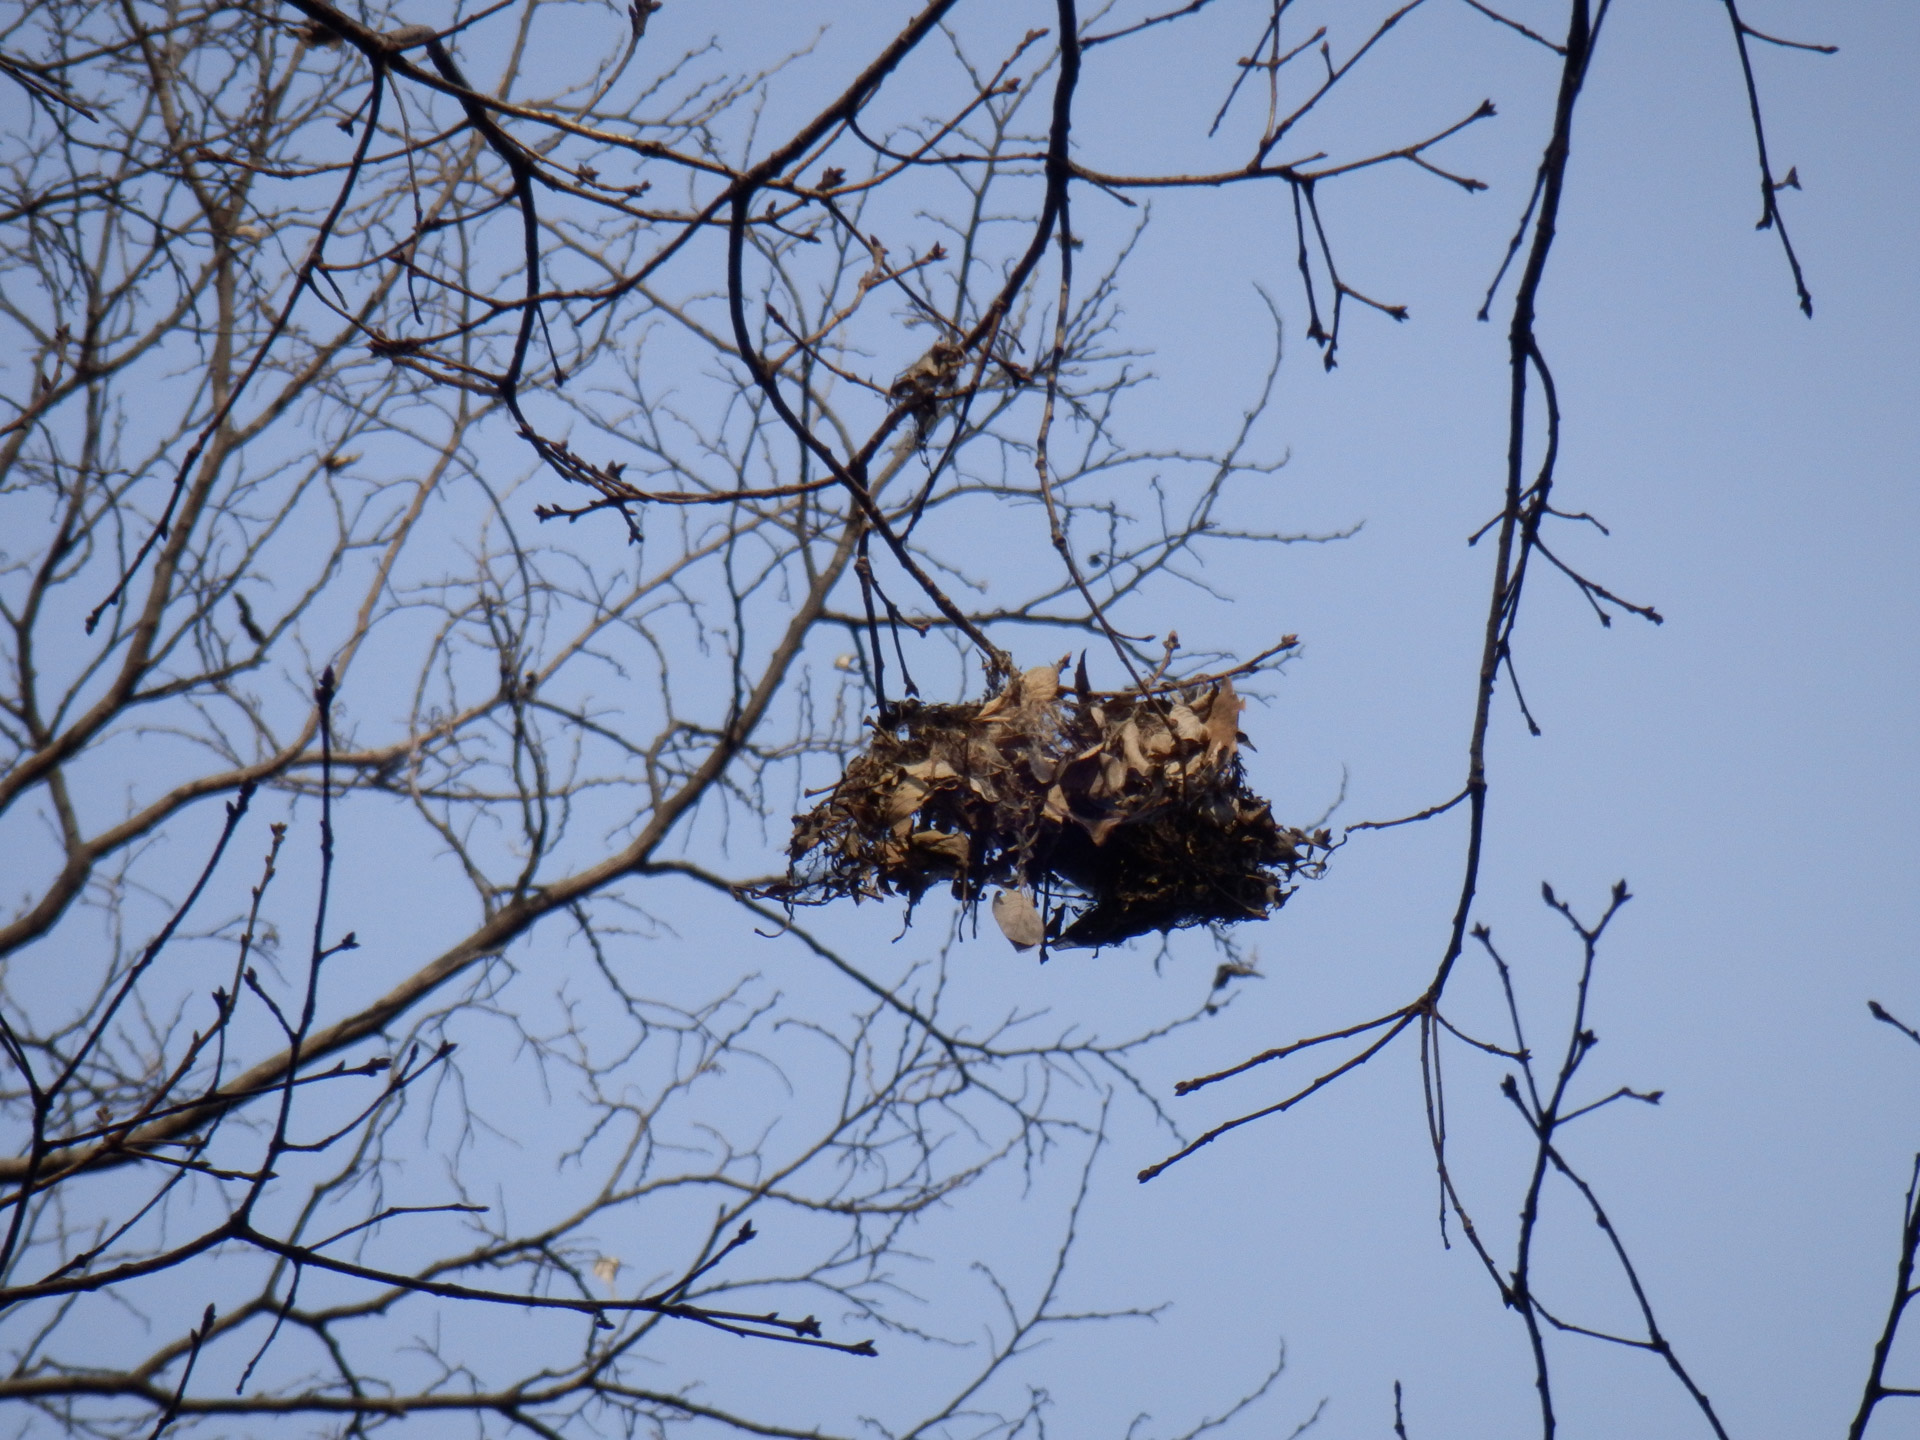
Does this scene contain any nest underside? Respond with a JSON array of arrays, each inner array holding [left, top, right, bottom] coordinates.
[[762, 666, 1329, 950]]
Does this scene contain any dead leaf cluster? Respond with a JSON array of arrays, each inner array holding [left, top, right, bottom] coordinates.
[[763, 662, 1329, 951]]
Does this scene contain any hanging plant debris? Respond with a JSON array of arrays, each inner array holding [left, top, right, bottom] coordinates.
[[762, 659, 1331, 952]]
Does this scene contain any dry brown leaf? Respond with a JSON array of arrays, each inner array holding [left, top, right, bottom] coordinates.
[[911, 830, 970, 863], [1021, 665, 1060, 706], [1169, 703, 1207, 743], [1205, 677, 1242, 765], [1120, 720, 1150, 774], [991, 889, 1045, 951], [882, 776, 930, 821]]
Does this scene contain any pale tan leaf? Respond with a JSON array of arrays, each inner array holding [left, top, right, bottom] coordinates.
[[991, 889, 1046, 951], [882, 776, 930, 821], [1169, 703, 1206, 743], [911, 830, 970, 863], [1021, 664, 1060, 706], [1205, 677, 1242, 764]]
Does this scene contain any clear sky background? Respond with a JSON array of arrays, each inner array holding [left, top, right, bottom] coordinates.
[[5, 2, 1911, 1437], [631, 3, 1918, 1436]]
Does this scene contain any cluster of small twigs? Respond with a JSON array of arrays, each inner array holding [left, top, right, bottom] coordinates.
[[1474, 885, 1726, 1437], [768, 655, 1329, 953], [53, 0, 1506, 688], [0, 676, 876, 1403], [1850, 1001, 1920, 1439], [1124, 2, 1835, 1436], [3, 2, 1396, 1431], [0, 0, 1861, 1435]]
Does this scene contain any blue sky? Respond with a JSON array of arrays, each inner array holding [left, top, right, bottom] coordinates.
[[355, 3, 1920, 1433], [719, 2, 1920, 1434], [2, 3, 1911, 1435]]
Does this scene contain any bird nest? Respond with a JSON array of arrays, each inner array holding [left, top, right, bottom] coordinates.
[[761, 662, 1329, 952]]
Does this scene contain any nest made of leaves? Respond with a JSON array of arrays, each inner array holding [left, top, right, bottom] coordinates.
[[762, 662, 1330, 951]]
